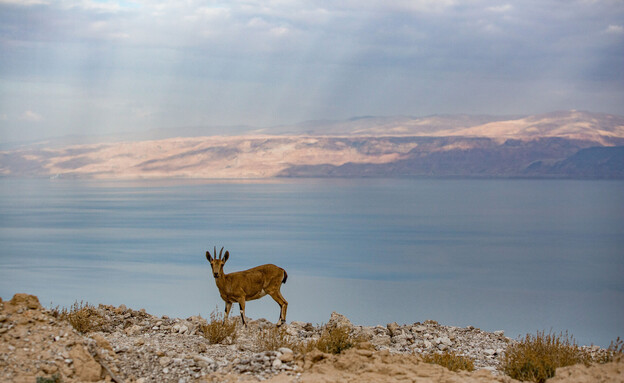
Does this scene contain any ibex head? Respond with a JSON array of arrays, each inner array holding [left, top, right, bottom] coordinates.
[[206, 246, 229, 278]]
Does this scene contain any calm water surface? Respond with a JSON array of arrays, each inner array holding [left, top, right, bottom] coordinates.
[[0, 178, 622, 346]]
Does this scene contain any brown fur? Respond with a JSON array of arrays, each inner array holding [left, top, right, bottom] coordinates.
[[206, 248, 288, 327]]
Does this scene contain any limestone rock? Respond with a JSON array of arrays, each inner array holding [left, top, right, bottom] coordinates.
[[326, 312, 353, 330], [387, 322, 400, 336], [69, 345, 102, 382]]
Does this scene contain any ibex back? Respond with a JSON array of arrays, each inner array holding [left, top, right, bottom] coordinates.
[[206, 247, 288, 327]]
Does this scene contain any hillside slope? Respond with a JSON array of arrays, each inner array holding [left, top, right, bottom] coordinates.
[[1, 111, 623, 179]]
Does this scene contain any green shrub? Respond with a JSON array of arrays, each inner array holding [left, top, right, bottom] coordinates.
[[36, 373, 61, 383], [422, 351, 475, 372], [502, 331, 591, 383]]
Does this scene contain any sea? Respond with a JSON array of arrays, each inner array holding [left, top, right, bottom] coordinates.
[[0, 178, 622, 347]]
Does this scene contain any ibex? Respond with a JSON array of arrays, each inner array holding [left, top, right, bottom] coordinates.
[[206, 247, 288, 327]]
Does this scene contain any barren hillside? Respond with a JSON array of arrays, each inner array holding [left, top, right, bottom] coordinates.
[[1, 111, 623, 179]]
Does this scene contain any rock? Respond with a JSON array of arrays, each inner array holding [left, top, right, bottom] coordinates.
[[371, 335, 391, 347], [115, 304, 127, 314], [272, 358, 282, 369], [387, 322, 400, 336], [159, 356, 172, 366], [437, 336, 453, 346], [278, 348, 294, 363], [8, 293, 41, 312], [69, 345, 102, 382], [125, 324, 142, 336], [91, 333, 113, 353], [327, 312, 353, 329]]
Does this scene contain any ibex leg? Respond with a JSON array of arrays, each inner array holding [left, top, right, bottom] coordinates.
[[224, 301, 232, 322], [269, 291, 288, 327], [238, 299, 247, 327]]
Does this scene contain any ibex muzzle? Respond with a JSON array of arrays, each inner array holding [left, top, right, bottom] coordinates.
[[206, 247, 288, 327]]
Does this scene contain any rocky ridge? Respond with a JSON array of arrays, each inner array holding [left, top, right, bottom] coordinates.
[[1, 294, 621, 383], [2, 111, 624, 180]]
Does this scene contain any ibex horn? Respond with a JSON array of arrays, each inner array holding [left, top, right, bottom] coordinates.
[[214, 246, 217, 260], [219, 247, 224, 259]]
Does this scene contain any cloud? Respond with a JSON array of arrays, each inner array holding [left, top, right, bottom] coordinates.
[[19, 110, 43, 122], [0, 0, 623, 141], [0, 0, 48, 5], [605, 24, 624, 34], [486, 4, 512, 13]]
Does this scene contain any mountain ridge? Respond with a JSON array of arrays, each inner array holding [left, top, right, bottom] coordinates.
[[1, 111, 623, 179]]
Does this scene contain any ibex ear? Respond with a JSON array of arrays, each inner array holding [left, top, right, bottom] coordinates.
[[206, 251, 213, 262], [223, 251, 229, 263]]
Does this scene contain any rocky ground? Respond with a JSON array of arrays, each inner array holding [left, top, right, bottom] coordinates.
[[1, 293, 622, 383]]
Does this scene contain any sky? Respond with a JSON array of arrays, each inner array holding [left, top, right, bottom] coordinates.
[[1, 0, 623, 142]]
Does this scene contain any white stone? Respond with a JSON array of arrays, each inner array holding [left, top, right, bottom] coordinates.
[[272, 358, 283, 369], [278, 347, 293, 355], [440, 336, 453, 346]]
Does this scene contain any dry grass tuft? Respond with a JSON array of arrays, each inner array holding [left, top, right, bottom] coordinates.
[[595, 337, 624, 364], [502, 330, 592, 383], [422, 351, 475, 372], [314, 326, 360, 354], [51, 301, 107, 334], [255, 326, 299, 352], [200, 309, 238, 344], [254, 324, 364, 355]]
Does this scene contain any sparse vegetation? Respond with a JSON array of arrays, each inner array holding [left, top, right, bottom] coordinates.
[[595, 337, 624, 364], [199, 309, 238, 344], [50, 301, 107, 334], [299, 325, 367, 355], [253, 324, 364, 355], [254, 326, 299, 352], [502, 331, 592, 383], [36, 373, 61, 383], [422, 351, 475, 372], [314, 325, 360, 354]]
